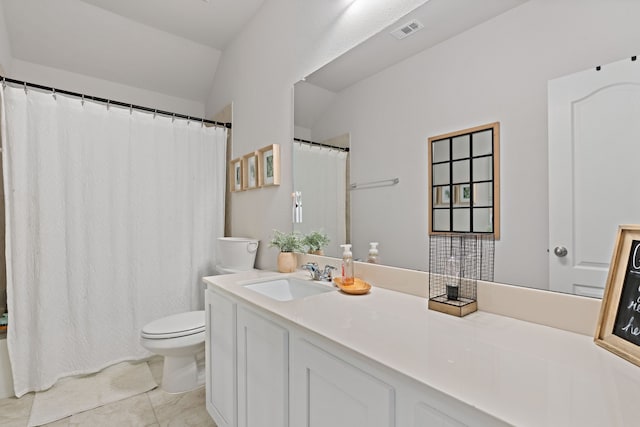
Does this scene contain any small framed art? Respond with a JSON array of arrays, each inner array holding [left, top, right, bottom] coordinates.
[[456, 183, 473, 205], [242, 152, 259, 190], [435, 186, 451, 206], [258, 144, 281, 187], [229, 158, 243, 192]]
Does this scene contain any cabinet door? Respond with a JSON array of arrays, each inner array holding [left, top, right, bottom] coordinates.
[[237, 306, 289, 427], [292, 338, 395, 427], [396, 380, 509, 427], [412, 402, 467, 427], [206, 290, 236, 427]]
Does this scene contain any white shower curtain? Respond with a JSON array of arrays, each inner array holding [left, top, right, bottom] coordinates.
[[0, 86, 226, 396], [293, 143, 347, 257]]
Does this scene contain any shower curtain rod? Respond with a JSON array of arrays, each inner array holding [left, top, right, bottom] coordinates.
[[294, 137, 349, 152], [0, 75, 232, 129]]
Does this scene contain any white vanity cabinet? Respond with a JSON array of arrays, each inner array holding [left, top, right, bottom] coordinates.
[[395, 379, 506, 427], [205, 289, 236, 427], [291, 338, 395, 427], [206, 283, 508, 427], [236, 305, 289, 427], [292, 334, 507, 427], [206, 287, 289, 427]]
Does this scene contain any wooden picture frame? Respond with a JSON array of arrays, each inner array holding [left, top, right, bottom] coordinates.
[[435, 186, 451, 207], [229, 157, 243, 192], [257, 144, 281, 187], [242, 152, 259, 190], [594, 224, 640, 367], [427, 121, 500, 238], [456, 183, 473, 205]]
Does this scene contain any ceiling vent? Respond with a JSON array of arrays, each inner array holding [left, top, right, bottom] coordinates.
[[390, 19, 424, 40]]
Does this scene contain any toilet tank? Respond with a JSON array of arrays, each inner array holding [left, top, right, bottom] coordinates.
[[216, 237, 259, 272]]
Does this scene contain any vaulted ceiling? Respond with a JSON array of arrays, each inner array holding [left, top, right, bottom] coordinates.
[[2, 0, 266, 103], [1, 0, 527, 109]]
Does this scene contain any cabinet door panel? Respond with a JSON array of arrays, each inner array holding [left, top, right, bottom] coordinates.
[[292, 338, 395, 427], [237, 306, 289, 427], [414, 402, 466, 427], [206, 290, 236, 427]]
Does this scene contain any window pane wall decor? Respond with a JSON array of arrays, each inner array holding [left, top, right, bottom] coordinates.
[[428, 122, 500, 238]]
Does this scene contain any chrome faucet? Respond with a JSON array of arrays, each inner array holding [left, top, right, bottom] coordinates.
[[302, 263, 337, 282], [302, 262, 321, 280]]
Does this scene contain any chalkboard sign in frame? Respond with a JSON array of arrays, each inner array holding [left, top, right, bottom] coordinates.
[[595, 224, 640, 367]]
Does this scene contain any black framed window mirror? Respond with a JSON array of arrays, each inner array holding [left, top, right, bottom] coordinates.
[[428, 122, 500, 238]]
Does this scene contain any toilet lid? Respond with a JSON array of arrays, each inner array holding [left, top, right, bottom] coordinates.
[[141, 310, 205, 339]]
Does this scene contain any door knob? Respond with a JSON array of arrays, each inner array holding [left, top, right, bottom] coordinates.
[[553, 246, 568, 257]]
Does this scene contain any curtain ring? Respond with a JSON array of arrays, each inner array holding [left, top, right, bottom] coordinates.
[[201, 118, 204, 128], [81, 94, 85, 106], [107, 100, 110, 111], [153, 109, 157, 119], [23, 82, 27, 94], [1, 76, 6, 89], [129, 104, 133, 115], [52, 88, 56, 100], [172, 113, 175, 123]]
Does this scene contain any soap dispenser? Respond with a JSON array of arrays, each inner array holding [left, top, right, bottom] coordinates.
[[367, 242, 379, 264], [340, 244, 354, 285]]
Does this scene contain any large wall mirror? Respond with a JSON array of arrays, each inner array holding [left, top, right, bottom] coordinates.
[[293, 0, 640, 298]]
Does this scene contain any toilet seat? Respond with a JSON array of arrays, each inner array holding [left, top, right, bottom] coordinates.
[[141, 310, 205, 340]]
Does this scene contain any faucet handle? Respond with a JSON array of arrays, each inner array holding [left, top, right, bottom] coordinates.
[[302, 262, 320, 280], [320, 265, 337, 281]]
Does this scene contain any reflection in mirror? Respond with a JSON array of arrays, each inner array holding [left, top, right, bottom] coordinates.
[[548, 56, 640, 298], [293, 0, 640, 297], [292, 135, 349, 258]]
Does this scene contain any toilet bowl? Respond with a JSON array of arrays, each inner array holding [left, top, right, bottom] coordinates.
[[140, 311, 205, 393], [140, 236, 259, 393]]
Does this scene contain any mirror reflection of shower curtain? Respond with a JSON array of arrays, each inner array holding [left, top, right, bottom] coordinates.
[[293, 143, 347, 258], [0, 86, 226, 396]]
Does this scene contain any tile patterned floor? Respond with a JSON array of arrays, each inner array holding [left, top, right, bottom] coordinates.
[[0, 357, 216, 427]]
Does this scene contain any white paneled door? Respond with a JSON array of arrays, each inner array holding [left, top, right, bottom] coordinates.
[[548, 57, 640, 297]]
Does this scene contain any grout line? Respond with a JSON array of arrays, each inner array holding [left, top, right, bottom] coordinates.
[[144, 362, 161, 426]]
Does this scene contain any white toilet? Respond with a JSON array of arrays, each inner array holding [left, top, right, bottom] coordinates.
[[140, 237, 259, 393]]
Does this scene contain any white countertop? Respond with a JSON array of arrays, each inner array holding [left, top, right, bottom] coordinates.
[[204, 270, 640, 427]]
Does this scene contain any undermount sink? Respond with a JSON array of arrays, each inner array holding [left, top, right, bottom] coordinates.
[[243, 277, 333, 301]]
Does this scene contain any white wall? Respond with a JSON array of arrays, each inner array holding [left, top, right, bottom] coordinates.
[[309, 0, 640, 288], [0, 2, 12, 74], [10, 60, 205, 117], [206, 0, 428, 269]]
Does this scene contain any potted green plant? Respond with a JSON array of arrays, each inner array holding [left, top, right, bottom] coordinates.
[[269, 230, 304, 273], [302, 231, 330, 256]]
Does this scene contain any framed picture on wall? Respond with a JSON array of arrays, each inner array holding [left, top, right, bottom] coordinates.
[[456, 183, 472, 205], [436, 186, 451, 206], [258, 144, 281, 187], [229, 158, 243, 192], [242, 152, 259, 190]]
